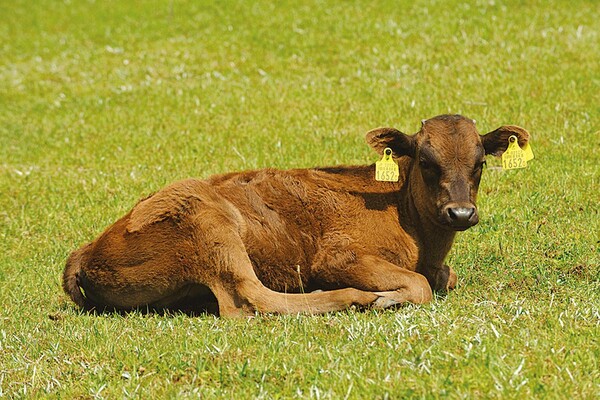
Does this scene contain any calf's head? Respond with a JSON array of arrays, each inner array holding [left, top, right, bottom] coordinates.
[[367, 114, 529, 231]]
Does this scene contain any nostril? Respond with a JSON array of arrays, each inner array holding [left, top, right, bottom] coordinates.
[[447, 208, 458, 220]]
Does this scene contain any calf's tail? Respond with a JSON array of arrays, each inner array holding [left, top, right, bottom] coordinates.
[[62, 244, 90, 309]]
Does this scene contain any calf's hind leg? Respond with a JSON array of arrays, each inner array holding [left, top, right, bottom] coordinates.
[[187, 215, 382, 316], [312, 252, 434, 305], [195, 237, 382, 317]]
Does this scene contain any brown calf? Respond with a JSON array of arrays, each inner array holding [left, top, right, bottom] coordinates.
[[63, 114, 530, 317]]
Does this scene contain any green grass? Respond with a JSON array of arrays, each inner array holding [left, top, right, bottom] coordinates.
[[1, 0, 599, 398]]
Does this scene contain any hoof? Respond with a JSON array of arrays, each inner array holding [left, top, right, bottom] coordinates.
[[372, 294, 401, 309], [447, 267, 458, 291]]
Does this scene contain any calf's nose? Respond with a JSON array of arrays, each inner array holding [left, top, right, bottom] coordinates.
[[447, 207, 475, 222], [442, 205, 478, 230]]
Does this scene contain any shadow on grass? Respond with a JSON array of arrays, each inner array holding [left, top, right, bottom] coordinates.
[[52, 294, 220, 319], [52, 286, 457, 320]]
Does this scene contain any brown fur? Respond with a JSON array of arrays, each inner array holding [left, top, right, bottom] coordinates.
[[63, 115, 530, 317]]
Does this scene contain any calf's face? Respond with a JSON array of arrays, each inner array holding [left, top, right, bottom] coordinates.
[[367, 115, 530, 231]]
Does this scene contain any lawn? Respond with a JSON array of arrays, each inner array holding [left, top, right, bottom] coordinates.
[[1, 0, 598, 398]]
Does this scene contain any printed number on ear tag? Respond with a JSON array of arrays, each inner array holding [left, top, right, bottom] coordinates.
[[502, 135, 528, 170], [375, 148, 400, 182]]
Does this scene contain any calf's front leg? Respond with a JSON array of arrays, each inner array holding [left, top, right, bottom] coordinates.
[[417, 264, 457, 292]]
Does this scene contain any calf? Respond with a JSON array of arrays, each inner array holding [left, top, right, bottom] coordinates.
[[63, 114, 530, 317]]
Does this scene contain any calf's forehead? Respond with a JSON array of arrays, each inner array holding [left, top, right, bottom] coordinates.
[[419, 117, 483, 159]]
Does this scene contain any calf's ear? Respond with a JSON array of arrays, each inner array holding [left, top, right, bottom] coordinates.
[[366, 127, 416, 157], [482, 125, 530, 157]]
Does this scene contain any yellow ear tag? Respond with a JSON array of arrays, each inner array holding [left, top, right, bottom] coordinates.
[[502, 135, 527, 170], [522, 142, 534, 161], [375, 148, 400, 182]]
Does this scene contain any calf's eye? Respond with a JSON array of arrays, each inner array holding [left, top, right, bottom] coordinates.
[[419, 160, 431, 169], [419, 160, 441, 182], [419, 159, 439, 171]]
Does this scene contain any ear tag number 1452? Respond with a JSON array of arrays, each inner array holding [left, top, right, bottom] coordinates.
[[502, 135, 533, 170], [375, 148, 399, 182]]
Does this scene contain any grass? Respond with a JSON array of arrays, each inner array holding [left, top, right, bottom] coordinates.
[[1, 0, 598, 398]]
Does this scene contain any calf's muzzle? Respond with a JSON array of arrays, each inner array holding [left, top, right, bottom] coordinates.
[[441, 204, 479, 231]]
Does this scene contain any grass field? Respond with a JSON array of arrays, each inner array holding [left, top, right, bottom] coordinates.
[[1, 0, 599, 398]]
